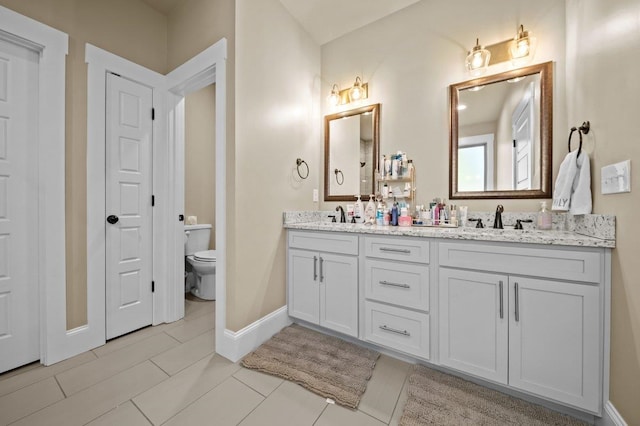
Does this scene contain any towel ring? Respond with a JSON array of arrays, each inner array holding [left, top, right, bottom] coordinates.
[[568, 121, 590, 158], [295, 158, 309, 179], [334, 169, 344, 185]]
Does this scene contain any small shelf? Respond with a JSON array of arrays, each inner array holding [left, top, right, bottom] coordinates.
[[376, 169, 416, 201]]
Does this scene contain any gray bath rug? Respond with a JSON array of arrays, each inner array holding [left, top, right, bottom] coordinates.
[[400, 365, 587, 426], [241, 324, 379, 409]]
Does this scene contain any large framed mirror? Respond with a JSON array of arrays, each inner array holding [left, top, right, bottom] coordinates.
[[449, 61, 553, 199], [324, 103, 380, 202]]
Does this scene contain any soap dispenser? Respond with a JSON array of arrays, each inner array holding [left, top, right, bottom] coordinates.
[[365, 195, 376, 223], [537, 201, 552, 230], [354, 195, 364, 223]]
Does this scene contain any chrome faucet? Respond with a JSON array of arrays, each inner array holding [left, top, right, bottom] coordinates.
[[493, 205, 504, 229], [336, 205, 346, 223]]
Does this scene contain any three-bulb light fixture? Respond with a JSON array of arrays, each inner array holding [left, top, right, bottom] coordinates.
[[466, 24, 537, 76], [327, 76, 368, 107]]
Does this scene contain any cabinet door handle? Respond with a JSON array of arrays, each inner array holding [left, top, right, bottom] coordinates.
[[319, 257, 324, 282], [499, 280, 504, 319], [514, 282, 520, 322], [313, 256, 318, 281], [379, 247, 411, 254], [380, 280, 410, 289], [379, 325, 410, 336]]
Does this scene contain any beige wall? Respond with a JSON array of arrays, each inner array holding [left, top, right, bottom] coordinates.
[[320, 0, 567, 213], [232, 0, 321, 331], [185, 84, 216, 249], [566, 1, 640, 423], [0, 0, 168, 329]]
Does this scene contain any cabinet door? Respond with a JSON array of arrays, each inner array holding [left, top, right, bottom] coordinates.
[[288, 249, 319, 324], [439, 268, 509, 384], [509, 277, 600, 412], [320, 253, 359, 337]]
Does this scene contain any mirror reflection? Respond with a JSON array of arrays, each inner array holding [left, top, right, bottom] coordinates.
[[324, 104, 379, 201], [450, 62, 553, 199]]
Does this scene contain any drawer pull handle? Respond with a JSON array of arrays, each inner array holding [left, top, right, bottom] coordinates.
[[379, 247, 411, 254], [379, 325, 410, 336], [313, 256, 318, 281], [379, 280, 410, 289], [514, 282, 520, 322], [319, 257, 324, 283], [499, 280, 504, 319]]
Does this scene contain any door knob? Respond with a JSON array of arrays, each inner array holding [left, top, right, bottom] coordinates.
[[106, 215, 119, 224]]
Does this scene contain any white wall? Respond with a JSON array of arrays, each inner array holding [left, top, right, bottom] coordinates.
[[566, 1, 640, 424], [232, 0, 321, 330], [320, 0, 566, 212]]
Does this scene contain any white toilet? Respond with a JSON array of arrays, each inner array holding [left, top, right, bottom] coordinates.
[[184, 224, 216, 300]]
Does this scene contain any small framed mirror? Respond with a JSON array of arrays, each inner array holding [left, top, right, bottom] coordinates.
[[324, 104, 380, 202], [449, 61, 553, 199]]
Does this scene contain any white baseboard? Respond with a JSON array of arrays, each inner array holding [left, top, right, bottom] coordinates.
[[601, 401, 627, 426], [217, 306, 292, 362]]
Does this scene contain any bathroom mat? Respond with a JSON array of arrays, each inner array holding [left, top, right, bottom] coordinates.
[[399, 365, 587, 426], [241, 324, 379, 409]]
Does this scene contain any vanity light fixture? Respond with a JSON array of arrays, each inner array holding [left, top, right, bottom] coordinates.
[[327, 77, 369, 106], [465, 24, 537, 74], [465, 38, 491, 76]]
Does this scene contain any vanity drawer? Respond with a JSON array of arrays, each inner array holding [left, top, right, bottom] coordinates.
[[288, 230, 358, 255], [365, 259, 429, 311], [438, 242, 601, 283], [364, 301, 430, 359], [364, 236, 429, 264]]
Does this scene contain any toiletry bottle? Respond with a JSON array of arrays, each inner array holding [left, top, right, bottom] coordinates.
[[365, 195, 376, 223], [391, 156, 399, 179], [537, 201, 552, 230], [407, 159, 414, 177], [385, 156, 392, 178], [382, 183, 389, 199], [376, 200, 384, 225], [391, 198, 399, 226], [354, 195, 364, 223], [383, 207, 390, 225], [381, 155, 387, 178], [401, 152, 408, 177]]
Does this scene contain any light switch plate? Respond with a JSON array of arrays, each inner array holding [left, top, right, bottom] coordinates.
[[313, 188, 319, 202], [601, 160, 631, 194]]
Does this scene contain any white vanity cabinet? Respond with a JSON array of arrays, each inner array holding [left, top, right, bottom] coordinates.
[[438, 241, 604, 413], [362, 236, 431, 359], [287, 231, 359, 337]]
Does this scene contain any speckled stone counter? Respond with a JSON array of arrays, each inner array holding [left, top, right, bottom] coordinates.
[[283, 211, 616, 248]]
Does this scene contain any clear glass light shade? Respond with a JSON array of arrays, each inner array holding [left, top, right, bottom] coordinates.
[[509, 26, 537, 67], [465, 40, 491, 77], [327, 84, 340, 106], [349, 77, 364, 102]]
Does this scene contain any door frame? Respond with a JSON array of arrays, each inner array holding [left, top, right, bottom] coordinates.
[[0, 6, 69, 366]]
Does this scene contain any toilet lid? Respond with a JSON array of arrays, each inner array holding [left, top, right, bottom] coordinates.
[[194, 250, 216, 262]]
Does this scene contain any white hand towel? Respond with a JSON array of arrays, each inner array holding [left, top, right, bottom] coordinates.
[[569, 151, 592, 215], [552, 150, 578, 211]]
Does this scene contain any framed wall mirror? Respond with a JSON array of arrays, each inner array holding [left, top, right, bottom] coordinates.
[[449, 61, 553, 199], [324, 103, 380, 202]]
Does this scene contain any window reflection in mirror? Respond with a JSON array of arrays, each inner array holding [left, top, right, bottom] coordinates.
[[324, 104, 379, 202], [449, 62, 552, 199]]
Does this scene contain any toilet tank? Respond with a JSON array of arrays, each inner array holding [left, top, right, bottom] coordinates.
[[184, 224, 212, 255]]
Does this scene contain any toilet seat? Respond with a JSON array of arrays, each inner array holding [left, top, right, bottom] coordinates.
[[194, 250, 216, 262]]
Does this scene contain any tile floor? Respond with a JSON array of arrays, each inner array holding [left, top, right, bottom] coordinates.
[[0, 297, 412, 426]]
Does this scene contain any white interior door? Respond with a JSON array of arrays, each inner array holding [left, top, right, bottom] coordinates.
[[512, 87, 534, 190], [0, 38, 40, 372], [106, 73, 153, 340]]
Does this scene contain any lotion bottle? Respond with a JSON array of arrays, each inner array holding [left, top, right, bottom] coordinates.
[[365, 195, 376, 223], [537, 201, 552, 230], [354, 195, 364, 223]]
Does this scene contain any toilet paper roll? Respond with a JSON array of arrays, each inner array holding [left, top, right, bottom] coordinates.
[[186, 216, 197, 225]]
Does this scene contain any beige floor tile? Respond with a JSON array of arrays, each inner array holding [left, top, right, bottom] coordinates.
[[92, 321, 184, 358], [151, 331, 215, 375], [11, 361, 167, 426], [86, 400, 151, 426], [0, 352, 96, 397], [184, 298, 215, 319], [358, 355, 411, 424], [238, 380, 327, 426], [165, 312, 214, 343], [133, 353, 240, 425], [233, 367, 284, 397], [315, 403, 387, 426], [57, 333, 179, 396], [0, 377, 64, 425], [389, 376, 409, 426], [164, 377, 263, 426], [0, 361, 41, 381]]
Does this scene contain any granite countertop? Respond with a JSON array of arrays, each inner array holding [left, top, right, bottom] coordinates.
[[283, 211, 616, 249]]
